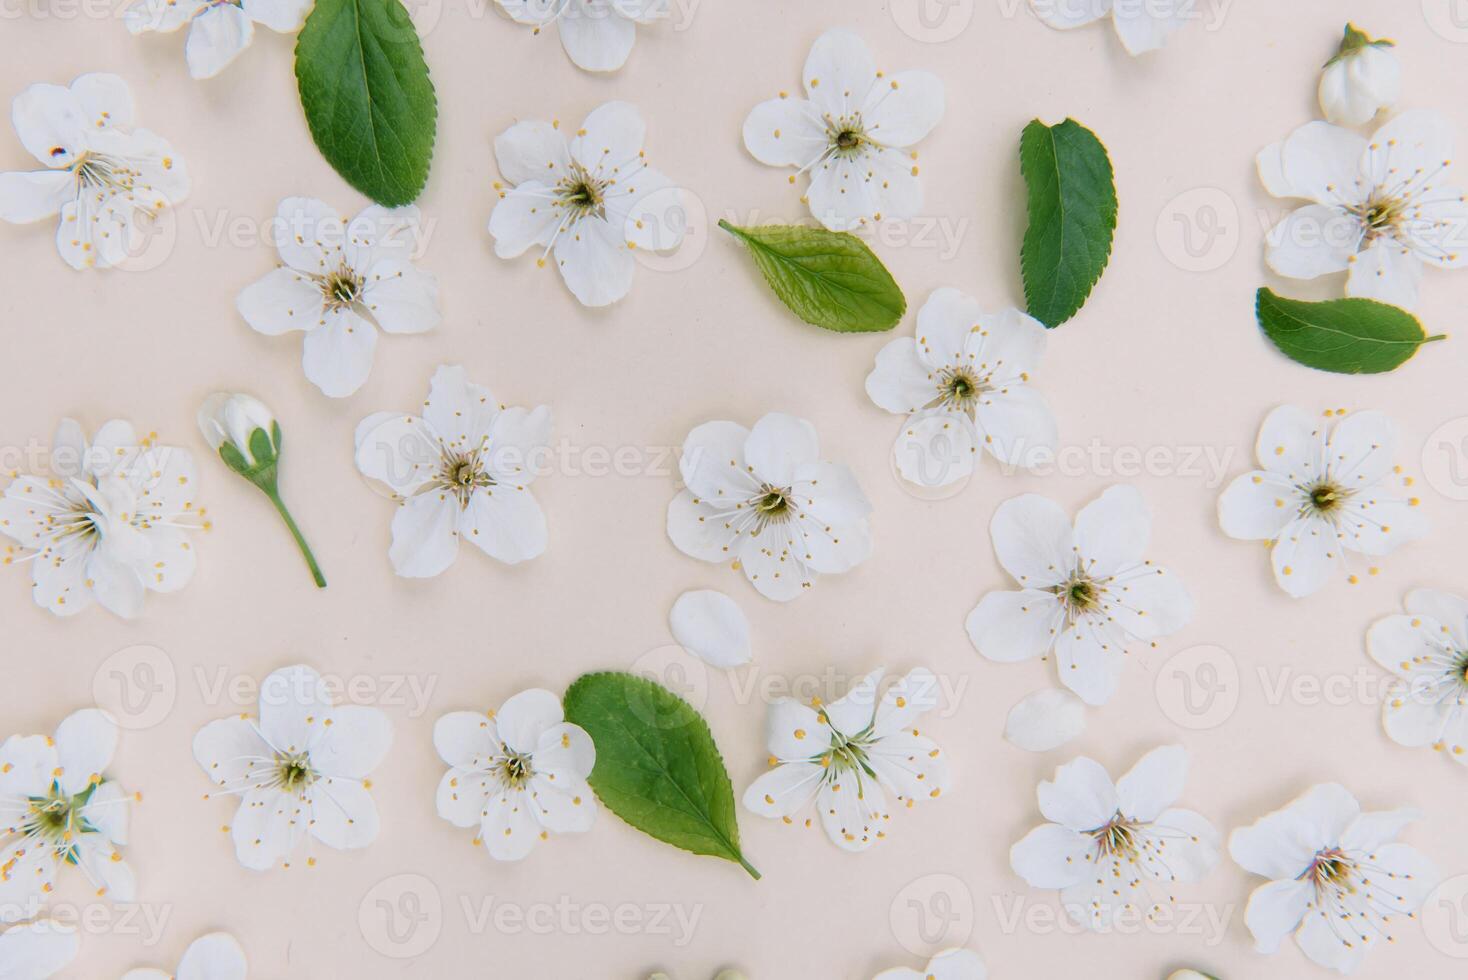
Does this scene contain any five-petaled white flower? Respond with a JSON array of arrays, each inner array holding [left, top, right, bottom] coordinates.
[[489, 101, 683, 307], [742, 667, 950, 852], [666, 412, 872, 602], [1258, 110, 1468, 310], [1318, 25, 1399, 127], [0, 709, 134, 920], [0, 418, 205, 619], [0, 920, 79, 980], [1230, 783, 1437, 975], [124, 0, 312, 80], [1010, 746, 1220, 932], [433, 689, 596, 861], [193, 665, 392, 871], [0, 73, 188, 270], [873, 948, 987, 980], [355, 365, 552, 578], [865, 287, 1057, 490], [966, 485, 1193, 706], [1027, 0, 1193, 55], [742, 28, 944, 232], [123, 932, 248, 980], [495, 0, 667, 73], [1217, 406, 1426, 598], [237, 197, 440, 398], [1367, 588, 1468, 760]]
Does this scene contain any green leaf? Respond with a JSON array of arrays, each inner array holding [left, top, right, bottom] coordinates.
[[1255, 287, 1446, 374], [295, 0, 436, 206], [1019, 118, 1117, 328], [563, 671, 759, 879], [717, 220, 905, 333]]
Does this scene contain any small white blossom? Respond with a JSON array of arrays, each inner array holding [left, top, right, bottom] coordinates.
[[1319, 25, 1400, 127]]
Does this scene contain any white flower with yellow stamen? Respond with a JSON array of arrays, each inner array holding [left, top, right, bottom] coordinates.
[[1218, 406, 1427, 598], [666, 412, 872, 602], [236, 197, 439, 399], [742, 668, 950, 853], [488, 101, 684, 307], [966, 485, 1193, 706], [741, 28, 944, 232], [0, 710, 134, 921], [0, 418, 205, 619], [0, 73, 188, 270], [1367, 588, 1468, 759], [1010, 746, 1220, 933], [433, 689, 596, 862], [192, 665, 392, 871], [495, 0, 667, 73], [865, 287, 1057, 489], [1258, 110, 1468, 310], [0, 919, 79, 980], [1230, 783, 1436, 974], [355, 365, 553, 578]]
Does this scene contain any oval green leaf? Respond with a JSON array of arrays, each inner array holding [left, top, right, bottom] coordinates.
[[563, 671, 759, 879], [718, 220, 905, 333], [1020, 118, 1117, 328], [1256, 287, 1446, 374], [295, 0, 437, 206]]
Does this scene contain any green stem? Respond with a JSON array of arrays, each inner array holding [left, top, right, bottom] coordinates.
[[1424, 333, 1448, 343], [265, 488, 326, 588], [736, 851, 761, 881]]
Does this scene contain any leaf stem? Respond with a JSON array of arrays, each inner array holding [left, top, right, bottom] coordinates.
[[1424, 333, 1448, 343], [265, 489, 327, 588], [736, 852, 762, 880]]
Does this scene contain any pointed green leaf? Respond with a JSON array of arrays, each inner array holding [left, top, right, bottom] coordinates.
[[295, 0, 436, 206], [1020, 118, 1117, 328], [563, 671, 759, 879], [718, 220, 905, 333], [1255, 287, 1446, 374]]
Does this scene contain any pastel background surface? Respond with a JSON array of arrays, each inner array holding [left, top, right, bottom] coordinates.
[[3, 0, 1468, 976]]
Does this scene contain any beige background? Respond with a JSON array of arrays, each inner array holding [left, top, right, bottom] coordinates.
[[5, 0, 1468, 976]]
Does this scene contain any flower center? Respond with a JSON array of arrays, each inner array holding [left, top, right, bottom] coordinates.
[[70, 151, 131, 192], [1353, 193, 1407, 244], [494, 750, 534, 790], [1056, 574, 1100, 617], [437, 451, 493, 509], [1307, 848, 1356, 894], [26, 792, 80, 843], [1308, 481, 1345, 515], [275, 753, 317, 792], [936, 366, 987, 415], [557, 164, 607, 220], [755, 488, 791, 517], [825, 114, 869, 156], [1090, 815, 1142, 859]]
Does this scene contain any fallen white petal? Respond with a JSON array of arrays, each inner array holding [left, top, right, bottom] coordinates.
[[1004, 688, 1086, 752], [669, 590, 752, 668]]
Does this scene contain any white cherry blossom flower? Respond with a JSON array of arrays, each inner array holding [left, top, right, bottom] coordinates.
[[0, 418, 205, 619], [433, 689, 596, 861], [355, 365, 552, 578], [873, 948, 987, 980], [1230, 783, 1436, 974], [0, 920, 79, 980], [0, 710, 134, 921], [966, 485, 1193, 706], [666, 412, 872, 602], [1028, 0, 1193, 56], [192, 665, 392, 871], [1319, 25, 1399, 127], [742, 28, 944, 231], [1010, 746, 1220, 932], [0, 73, 188, 270], [742, 668, 950, 852], [495, 0, 667, 72], [866, 287, 1056, 489], [124, 0, 312, 80], [1367, 588, 1468, 760], [489, 101, 683, 307], [1258, 110, 1468, 309], [1218, 406, 1426, 598], [122, 932, 248, 980], [237, 197, 439, 398]]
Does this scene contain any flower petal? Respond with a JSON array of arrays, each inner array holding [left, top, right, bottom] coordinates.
[[1243, 878, 1313, 954], [459, 486, 547, 564], [184, 5, 255, 80], [494, 120, 571, 187], [1054, 619, 1123, 706], [1218, 470, 1297, 541], [988, 493, 1074, 589], [557, 0, 636, 72], [1228, 783, 1359, 879], [484, 405, 552, 487], [865, 338, 934, 415], [1074, 484, 1150, 578], [360, 259, 440, 335], [1003, 688, 1086, 752], [974, 385, 1057, 469], [1027, 0, 1110, 29], [423, 364, 498, 451], [1037, 755, 1117, 831], [966, 589, 1063, 663], [230, 787, 304, 870], [432, 711, 498, 769], [0, 169, 71, 223], [553, 215, 634, 307], [745, 413, 819, 488], [0, 920, 79, 978], [1270, 516, 1342, 597], [679, 420, 756, 500], [862, 70, 944, 147], [1280, 121, 1369, 206], [479, 787, 541, 860], [258, 664, 333, 755], [176, 933, 247, 980], [495, 689, 563, 756], [301, 309, 377, 397], [308, 777, 380, 850], [816, 774, 887, 852], [669, 590, 752, 668], [236, 267, 325, 336], [1264, 204, 1358, 279], [742, 761, 823, 819], [389, 491, 461, 578], [53, 708, 118, 797], [1009, 822, 1091, 888], [666, 489, 739, 563], [1346, 239, 1423, 309], [802, 28, 876, 118], [1110, 0, 1190, 55], [742, 96, 827, 168], [1115, 744, 1186, 822], [310, 705, 391, 779], [489, 182, 562, 258]]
